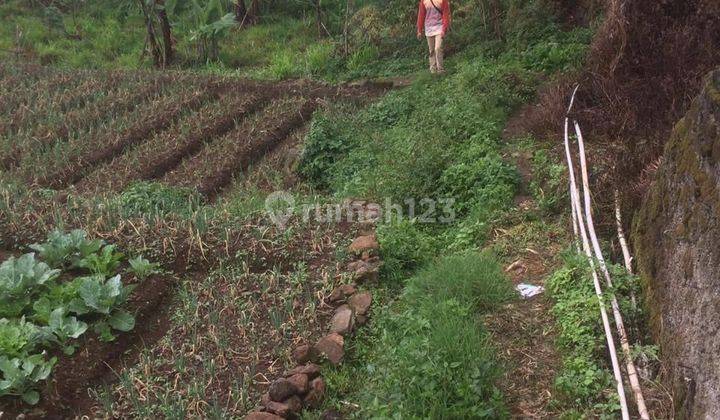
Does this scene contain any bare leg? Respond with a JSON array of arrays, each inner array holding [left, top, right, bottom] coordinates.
[[435, 35, 444, 73], [426, 36, 437, 73]]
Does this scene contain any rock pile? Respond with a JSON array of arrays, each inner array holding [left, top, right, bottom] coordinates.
[[246, 208, 381, 419]]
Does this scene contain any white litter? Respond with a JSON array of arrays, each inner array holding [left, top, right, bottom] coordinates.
[[516, 283, 544, 299]]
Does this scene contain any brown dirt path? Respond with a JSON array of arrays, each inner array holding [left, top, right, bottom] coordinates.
[[484, 147, 566, 418]]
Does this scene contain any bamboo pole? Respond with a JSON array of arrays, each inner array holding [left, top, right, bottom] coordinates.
[[615, 190, 633, 272], [574, 122, 650, 420], [563, 115, 631, 420], [615, 189, 638, 308], [566, 86, 581, 253]]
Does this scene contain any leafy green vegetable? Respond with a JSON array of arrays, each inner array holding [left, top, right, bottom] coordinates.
[[70, 275, 133, 315], [31, 280, 82, 325], [30, 230, 104, 269], [69, 275, 136, 342], [47, 308, 88, 354], [0, 354, 57, 404], [77, 245, 124, 276], [127, 255, 160, 280], [0, 254, 60, 318], [0, 231, 139, 404]]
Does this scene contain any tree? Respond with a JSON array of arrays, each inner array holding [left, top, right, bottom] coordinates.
[[137, 0, 173, 67]]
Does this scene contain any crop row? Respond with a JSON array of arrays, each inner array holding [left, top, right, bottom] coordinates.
[[163, 96, 317, 199], [32, 82, 228, 189], [0, 71, 134, 137], [74, 89, 274, 194], [0, 77, 151, 169]]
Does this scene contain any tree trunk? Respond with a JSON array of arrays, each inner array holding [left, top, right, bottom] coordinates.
[[157, 0, 173, 66], [235, 0, 247, 23], [138, 0, 173, 68], [249, 0, 259, 24], [489, 0, 503, 40], [313, 0, 324, 37]]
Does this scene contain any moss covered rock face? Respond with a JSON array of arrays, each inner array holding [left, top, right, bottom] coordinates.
[[634, 69, 720, 419]]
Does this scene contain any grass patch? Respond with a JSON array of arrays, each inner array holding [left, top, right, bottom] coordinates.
[[324, 252, 512, 418]]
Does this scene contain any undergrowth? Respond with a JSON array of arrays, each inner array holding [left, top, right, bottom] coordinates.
[[546, 251, 649, 418], [323, 253, 512, 418]]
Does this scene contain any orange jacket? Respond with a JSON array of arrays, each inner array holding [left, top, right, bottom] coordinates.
[[417, 0, 451, 36]]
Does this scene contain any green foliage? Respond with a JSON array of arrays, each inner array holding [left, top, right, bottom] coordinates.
[[127, 256, 160, 280], [112, 181, 201, 218], [267, 49, 298, 80], [546, 252, 618, 416], [181, 0, 236, 62], [0, 254, 61, 318], [30, 229, 104, 269], [0, 354, 57, 405], [77, 245, 124, 276], [529, 146, 567, 214], [0, 231, 146, 404], [376, 219, 436, 280], [298, 110, 351, 189], [0, 318, 51, 359], [342, 253, 511, 418]]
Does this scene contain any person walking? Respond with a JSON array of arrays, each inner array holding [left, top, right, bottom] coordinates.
[[417, 0, 451, 74]]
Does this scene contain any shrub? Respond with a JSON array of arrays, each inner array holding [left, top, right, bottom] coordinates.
[[376, 219, 436, 280]]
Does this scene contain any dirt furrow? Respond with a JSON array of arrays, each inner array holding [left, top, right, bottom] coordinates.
[[162, 97, 317, 199], [74, 90, 273, 194], [36, 83, 226, 189], [199, 99, 318, 200]]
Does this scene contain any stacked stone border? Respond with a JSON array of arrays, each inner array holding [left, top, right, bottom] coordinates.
[[246, 201, 382, 420]]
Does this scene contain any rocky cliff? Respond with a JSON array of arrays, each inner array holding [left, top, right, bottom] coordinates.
[[634, 69, 720, 419]]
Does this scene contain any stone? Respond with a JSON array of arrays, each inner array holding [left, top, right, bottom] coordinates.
[[633, 69, 720, 417], [355, 314, 367, 326], [348, 291, 372, 316], [312, 333, 344, 365], [285, 363, 321, 379], [348, 234, 378, 254], [339, 283, 356, 296], [292, 344, 311, 364], [265, 401, 292, 418], [329, 304, 355, 335], [328, 284, 356, 303], [303, 377, 326, 409], [261, 392, 271, 406], [347, 260, 381, 283], [286, 373, 309, 395], [284, 395, 303, 414], [245, 412, 283, 420], [268, 378, 297, 402]]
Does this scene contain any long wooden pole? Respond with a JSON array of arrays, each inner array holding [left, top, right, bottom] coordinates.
[[615, 189, 638, 308], [564, 113, 630, 420], [574, 122, 650, 420], [566, 86, 581, 253]]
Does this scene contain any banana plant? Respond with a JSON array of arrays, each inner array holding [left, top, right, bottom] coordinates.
[[183, 0, 236, 62]]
